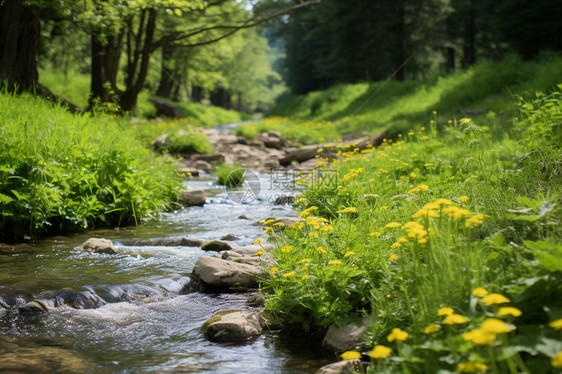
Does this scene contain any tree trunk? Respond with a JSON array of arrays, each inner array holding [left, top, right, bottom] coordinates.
[[463, 1, 476, 66], [0, 0, 40, 92], [393, 0, 406, 81], [156, 46, 176, 98], [192, 85, 204, 102], [90, 33, 123, 106]]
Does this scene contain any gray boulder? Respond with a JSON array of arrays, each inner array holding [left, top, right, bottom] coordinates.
[[178, 190, 206, 206], [315, 359, 364, 374], [19, 300, 48, 315], [203, 310, 264, 342], [81, 238, 116, 254], [190, 256, 269, 292], [201, 240, 239, 252], [322, 317, 370, 351]]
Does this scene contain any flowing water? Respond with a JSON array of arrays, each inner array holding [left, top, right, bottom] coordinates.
[[0, 172, 333, 373]]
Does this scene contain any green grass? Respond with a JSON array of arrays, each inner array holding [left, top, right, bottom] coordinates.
[[260, 87, 562, 372], [257, 56, 562, 140], [38, 69, 91, 109], [0, 92, 182, 242], [214, 164, 245, 187]]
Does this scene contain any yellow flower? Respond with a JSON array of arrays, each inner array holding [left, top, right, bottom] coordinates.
[[299, 258, 312, 264], [389, 254, 397, 261], [466, 214, 486, 227], [472, 288, 489, 297], [480, 318, 513, 334], [420, 136, 429, 140], [549, 319, 562, 330], [301, 274, 309, 281], [291, 222, 304, 230], [254, 250, 265, 256], [378, 168, 388, 173], [269, 267, 278, 275], [368, 345, 392, 359], [281, 245, 294, 253], [299, 206, 318, 218], [391, 242, 401, 248], [273, 222, 285, 227], [264, 227, 273, 234], [397, 237, 408, 243], [463, 329, 496, 345], [264, 219, 275, 225], [423, 203, 441, 210], [443, 314, 468, 325], [552, 352, 562, 368], [344, 251, 355, 257], [309, 232, 319, 238], [424, 323, 441, 334], [414, 208, 439, 218], [497, 307, 522, 317], [253, 238, 263, 244], [283, 272, 295, 278], [456, 361, 489, 373], [340, 351, 361, 360], [387, 328, 408, 342], [443, 206, 471, 219], [432, 111, 437, 115], [294, 198, 307, 204], [336, 207, 358, 214], [321, 225, 334, 232], [316, 246, 326, 254], [458, 196, 469, 202], [434, 198, 453, 206], [385, 222, 401, 228], [482, 293, 510, 305], [329, 260, 342, 265]]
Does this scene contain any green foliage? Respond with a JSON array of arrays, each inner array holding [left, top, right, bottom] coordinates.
[[0, 93, 182, 242], [267, 56, 562, 137], [214, 164, 245, 187], [261, 90, 562, 371], [166, 128, 214, 154], [38, 70, 90, 109]]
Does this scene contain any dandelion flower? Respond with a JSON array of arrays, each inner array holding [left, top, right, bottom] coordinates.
[[480, 318, 513, 334], [281, 245, 294, 253], [283, 272, 295, 278], [337, 207, 358, 214], [463, 329, 496, 345], [301, 274, 309, 281], [264, 227, 273, 234], [329, 260, 342, 265], [269, 267, 278, 275], [391, 242, 401, 249], [264, 219, 276, 225], [424, 323, 441, 334], [309, 232, 319, 238], [387, 328, 408, 342], [414, 208, 439, 218], [385, 222, 401, 228], [434, 198, 453, 206], [368, 345, 392, 359], [497, 307, 522, 317], [458, 196, 469, 202], [294, 198, 307, 204], [299, 258, 312, 264], [472, 287, 488, 297], [253, 238, 263, 244], [456, 361, 489, 372], [321, 225, 334, 232], [443, 314, 468, 325], [340, 351, 361, 360], [397, 237, 408, 243], [344, 251, 355, 257], [552, 352, 562, 368], [254, 250, 265, 256], [549, 319, 562, 330], [389, 254, 397, 261], [273, 222, 285, 227], [482, 293, 510, 305], [466, 214, 486, 227]]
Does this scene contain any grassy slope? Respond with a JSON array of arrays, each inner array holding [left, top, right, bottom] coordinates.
[[38, 70, 248, 125], [260, 58, 562, 372], [259, 56, 562, 140], [0, 93, 182, 242]]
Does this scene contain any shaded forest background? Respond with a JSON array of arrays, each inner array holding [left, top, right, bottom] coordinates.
[[1, 0, 561, 114]]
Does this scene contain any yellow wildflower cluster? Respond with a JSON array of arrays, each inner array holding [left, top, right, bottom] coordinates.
[[402, 221, 428, 244], [299, 206, 318, 218], [336, 207, 358, 214], [407, 184, 429, 194]]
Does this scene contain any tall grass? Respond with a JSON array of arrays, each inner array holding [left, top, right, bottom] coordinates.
[[0, 93, 182, 242], [261, 88, 562, 372]]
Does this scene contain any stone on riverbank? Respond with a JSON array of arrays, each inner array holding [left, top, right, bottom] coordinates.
[[201, 240, 238, 252], [190, 256, 268, 292], [18, 300, 49, 315], [178, 190, 206, 206], [203, 310, 264, 342], [322, 317, 370, 352], [315, 359, 364, 374], [80, 238, 116, 254], [136, 236, 206, 247]]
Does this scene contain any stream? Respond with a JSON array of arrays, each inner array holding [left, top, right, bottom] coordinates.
[[0, 172, 333, 373]]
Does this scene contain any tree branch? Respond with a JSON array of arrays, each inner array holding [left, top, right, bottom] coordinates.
[[151, 0, 323, 50]]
